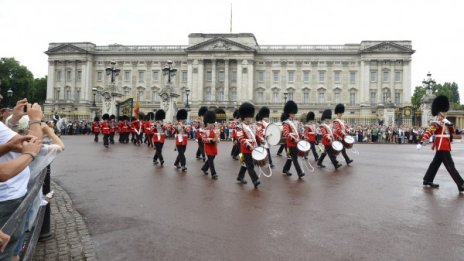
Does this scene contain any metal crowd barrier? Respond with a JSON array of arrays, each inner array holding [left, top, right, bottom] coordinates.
[[1, 165, 52, 260]]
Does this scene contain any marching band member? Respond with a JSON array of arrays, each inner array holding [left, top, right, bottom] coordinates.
[[109, 114, 116, 144], [201, 110, 219, 179], [236, 102, 261, 188], [153, 109, 166, 166], [317, 109, 341, 169], [117, 116, 124, 143], [144, 112, 155, 148], [173, 109, 190, 172], [282, 101, 305, 178], [304, 111, 319, 161], [101, 113, 111, 148], [195, 106, 208, 161], [132, 115, 143, 146], [417, 95, 464, 192], [255, 106, 274, 168], [120, 115, 131, 144], [333, 104, 353, 165], [230, 109, 240, 160], [276, 113, 287, 157], [91, 116, 100, 143]]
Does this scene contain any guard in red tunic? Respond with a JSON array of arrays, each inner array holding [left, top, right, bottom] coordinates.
[[109, 114, 116, 144], [304, 111, 319, 161], [92, 116, 101, 143], [101, 113, 111, 148], [317, 109, 341, 169], [333, 104, 353, 165], [117, 116, 125, 143], [236, 102, 261, 188], [255, 106, 274, 168], [120, 115, 131, 144], [230, 109, 240, 160], [153, 109, 166, 166], [282, 100, 305, 178], [195, 106, 208, 161], [144, 112, 155, 147], [201, 110, 219, 179], [172, 109, 190, 172], [418, 95, 464, 192], [132, 115, 143, 146]]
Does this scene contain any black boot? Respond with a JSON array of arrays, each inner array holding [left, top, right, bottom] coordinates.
[[423, 181, 439, 188]]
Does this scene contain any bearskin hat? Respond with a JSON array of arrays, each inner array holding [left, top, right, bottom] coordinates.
[[203, 110, 216, 125], [233, 109, 240, 119], [335, 104, 345, 114], [138, 112, 145, 120], [306, 111, 315, 121], [431, 95, 450, 116], [146, 112, 155, 121], [102, 113, 110, 121], [94, 116, 100, 122], [110, 114, 115, 120], [321, 109, 332, 121], [238, 102, 255, 120], [176, 109, 188, 121], [281, 113, 288, 122], [198, 106, 208, 117], [256, 112, 263, 121], [284, 100, 298, 115], [258, 106, 270, 119], [155, 109, 166, 121]]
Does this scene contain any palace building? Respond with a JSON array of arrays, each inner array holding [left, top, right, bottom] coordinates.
[[44, 33, 415, 125]]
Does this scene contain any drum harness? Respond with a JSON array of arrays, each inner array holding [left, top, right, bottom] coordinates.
[[286, 119, 314, 173], [243, 123, 272, 178], [334, 119, 359, 155]]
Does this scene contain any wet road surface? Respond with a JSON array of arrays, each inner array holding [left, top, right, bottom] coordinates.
[[51, 136, 464, 261]]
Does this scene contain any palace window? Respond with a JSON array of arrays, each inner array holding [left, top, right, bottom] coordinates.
[[370, 91, 377, 105], [350, 92, 356, 105], [64, 88, 71, 100], [218, 71, 225, 82], [56, 71, 62, 82], [231, 70, 237, 82], [334, 71, 341, 83], [97, 71, 102, 81], [288, 71, 294, 83], [383, 89, 391, 104], [272, 91, 279, 103], [205, 88, 211, 101], [66, 71, 72, 82], [288, 91, 294, 101], [370, 71, 377, 82], [125, 71, 131, 81], [383, 71, 389, 82], [303, 71, 310, 82], [256, 90, 264, 103], [258, 71, 264, 82], [217, 88, 224, 101], [206, 70, 212, 82], [152, 89, 160, 101], [334, 92, 341, 103], [231, 89, 237, 101], [395, 71, 402, 82], [182, 71, 188, 82], [123, 87, 130, 97], [152, 71, 159, 82], [273, 71, 280, 82], [77, 71, 82, 81], [318, 92, 325, 104], [350, 71, 356, 84], [138, 71, 145, 82], [395, 92, 401, 105], [75, 89, 80, 102], [319, 71, 325, 83], [303, 91, 310, 104]]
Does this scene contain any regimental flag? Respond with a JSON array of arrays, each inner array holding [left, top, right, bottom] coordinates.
[[134, 95, 140, 119]]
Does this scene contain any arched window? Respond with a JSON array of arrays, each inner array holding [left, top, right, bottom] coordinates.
[[302, 88, 310, 104]]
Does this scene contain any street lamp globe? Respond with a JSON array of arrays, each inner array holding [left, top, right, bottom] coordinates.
[[7, 88, 13, 97]]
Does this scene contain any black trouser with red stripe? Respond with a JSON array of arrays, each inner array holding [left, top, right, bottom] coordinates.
[[283, 146, 303, 176], [174, 145, 187, 167], [237, 153, 259, 182], [424, 151, 464, 188]]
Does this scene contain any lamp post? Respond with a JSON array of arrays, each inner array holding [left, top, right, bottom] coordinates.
[[92, 87, 97, 107], [105, 61, 121, 84], [7, 88, 13, 108], [422, 72, 436, 95], [162, 60, 177, 84], [185, 89, 190, 111]]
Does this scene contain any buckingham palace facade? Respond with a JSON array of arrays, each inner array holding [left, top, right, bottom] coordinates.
[[44, 33, 414, 125]]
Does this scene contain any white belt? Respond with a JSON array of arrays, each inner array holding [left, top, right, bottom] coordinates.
[[435, 134, 450, 138]]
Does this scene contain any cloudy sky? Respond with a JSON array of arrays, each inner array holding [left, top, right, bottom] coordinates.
[[1, 0, 463, 100]]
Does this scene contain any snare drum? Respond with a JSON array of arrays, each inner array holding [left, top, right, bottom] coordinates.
[[342, 135, 355, 149], [327, 141, 343, 156], [297, 140, 311, 157], [265, 123, 284, 146], [251, 147, 268, 167]]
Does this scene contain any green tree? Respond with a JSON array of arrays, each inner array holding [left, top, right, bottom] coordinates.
[[0, 57, 46, 108], [411, 82, 461, 109], [411, 85, 426, 108]]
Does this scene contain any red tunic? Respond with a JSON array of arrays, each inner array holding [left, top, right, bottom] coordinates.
[[201, 127, 218, 156], [109, 120, 116, 133], [282, 120, 300, 148], [333, 119, 348, 141], [319, 123, 334, 146], [255, 120, 267, 145], [152, 122, 166, 143], [92, 121, 100, 134], [236, 123, 258, 154], [421, 119, 454, 152], [171, 123, 191, 146], [101, 121, 111, 135], [304, 123, 317, 143]]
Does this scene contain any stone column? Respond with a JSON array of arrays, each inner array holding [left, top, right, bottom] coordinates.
[[46, 61, 55, 100], [187, 59, 193, 100], [237, 60, 242, 101], [247, 60, 254, 102], [403, 60, 412, 103], [211, 59, 216, 102], [224, 59, 229, 102], [360, 60, 369, 103], [198, 59, 204, 104]]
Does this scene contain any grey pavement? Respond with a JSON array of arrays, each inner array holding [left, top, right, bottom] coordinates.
[[33, 181, 97, 261], [46, 136, 464, 261]]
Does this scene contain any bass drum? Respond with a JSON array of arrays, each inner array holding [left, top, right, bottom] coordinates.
[[342, 135, 355, 149], [251, 147, 268, 167], [297, 140, 311, 157], [327, 141, 343, 156], [265, 123, 284, 146]]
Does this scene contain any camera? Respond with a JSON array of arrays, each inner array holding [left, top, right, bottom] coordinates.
[[23, 105, 27, 113]]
